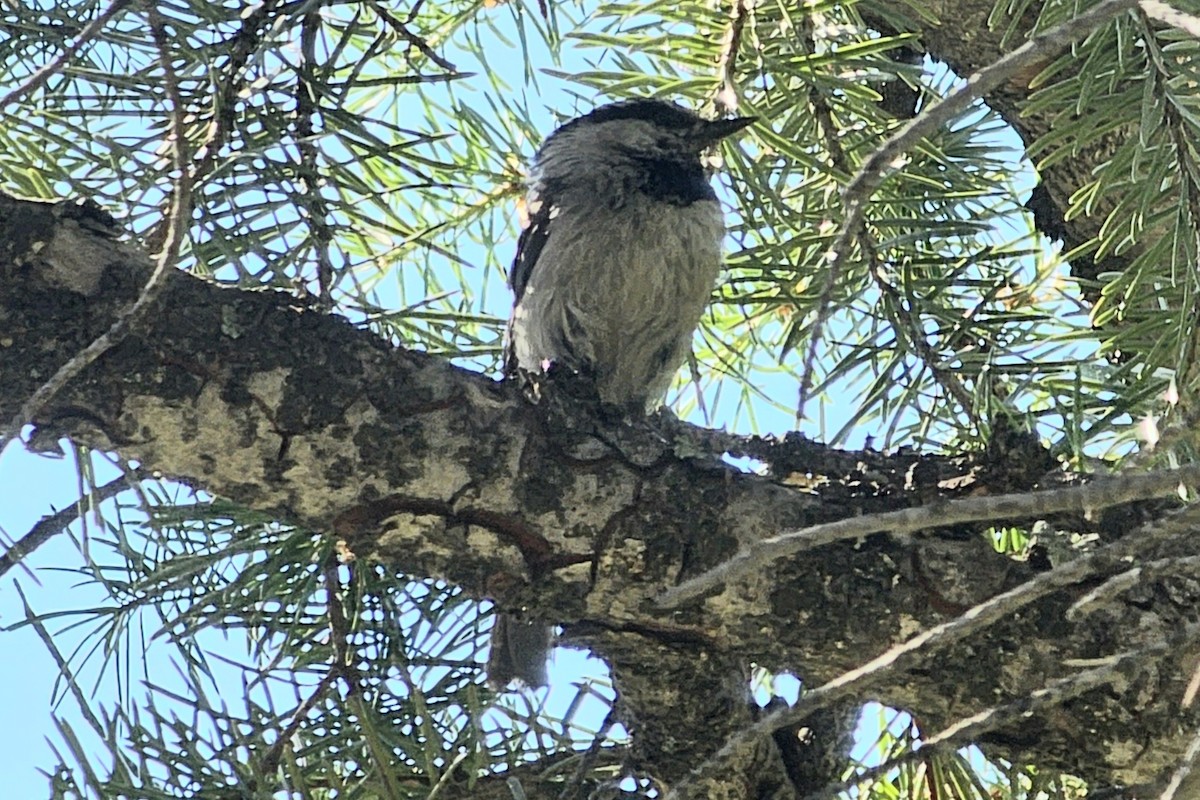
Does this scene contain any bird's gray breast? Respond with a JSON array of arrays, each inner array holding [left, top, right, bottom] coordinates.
[[509, 192, 724, 407]]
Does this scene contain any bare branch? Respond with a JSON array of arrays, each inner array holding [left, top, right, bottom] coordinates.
[[1159, 725, 1200, 800], [0, 469, 145, 579], [1068, 555, 1200, 619], [793, 11, 861, 422], [659, 463, 1200, 608], [1141, 0, 1200, 37], [802, 0, 1140, 420], [712, 0, 750, 114], [0, 0, 133, 110], [665, 503, 1200, 799], [193, 0, 282, 185], [296, 9, 336, 306], [259, 666, 343, 775], [805, 634, 1189, 800], [374, 2, 459, 73]]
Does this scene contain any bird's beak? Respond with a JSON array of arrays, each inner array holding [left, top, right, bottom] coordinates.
[[695, 115, 756, 145]]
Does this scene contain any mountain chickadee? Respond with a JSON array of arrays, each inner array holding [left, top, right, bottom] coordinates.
[[507, 97, 754, 409], [490, 98, 754, 688]]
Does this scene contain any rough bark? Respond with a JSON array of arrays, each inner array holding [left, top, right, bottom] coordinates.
[[4, 192, 1200, 795]]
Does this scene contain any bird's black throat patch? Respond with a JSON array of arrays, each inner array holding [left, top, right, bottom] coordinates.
[[628, 154, 716, 206]]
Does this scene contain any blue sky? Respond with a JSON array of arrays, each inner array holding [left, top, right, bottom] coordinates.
[[0, 442, 121, 795]]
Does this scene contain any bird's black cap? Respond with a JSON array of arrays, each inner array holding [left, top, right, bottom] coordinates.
[[557, 98, 754, 141]]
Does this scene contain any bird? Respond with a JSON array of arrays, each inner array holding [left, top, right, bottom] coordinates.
[[506, 97, 755, 410], [489, 97, 755, 688]]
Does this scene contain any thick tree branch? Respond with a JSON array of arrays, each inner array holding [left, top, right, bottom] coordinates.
[[0, 13, 192, 450], [3, 191, 1200, 791]]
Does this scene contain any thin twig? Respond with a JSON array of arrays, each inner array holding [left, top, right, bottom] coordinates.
[[0, 13, 194, 452], [803, 636, 1184, 800], [143, 0, 279, 252], [793, 11, 859, 421], [1141, 0, 1200, 37], [836, 0, 1137, 246], [194, 0, 280, 184], [0, 0, 133, 109], [1158, 725, 1200, 800], [296, 9, 336, 306], [259, 667, 343, 774], [870, 270, 982, 426], [793, 14, 981, 426], [1067, 555, 1200, 619], [323, 554, 355, 685], [659, 462, 1200, 609], [662, 503, 1200, 799], [713, 0, 750, 114], [557, 706, 618, 800], [261, 556, 353, 774], [374, 2, 459, 73], [798, 0, 1140, 420], [0, 469, 145, 579]]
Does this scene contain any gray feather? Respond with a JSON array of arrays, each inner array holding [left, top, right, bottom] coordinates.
[[508, 101, 738, 409]]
